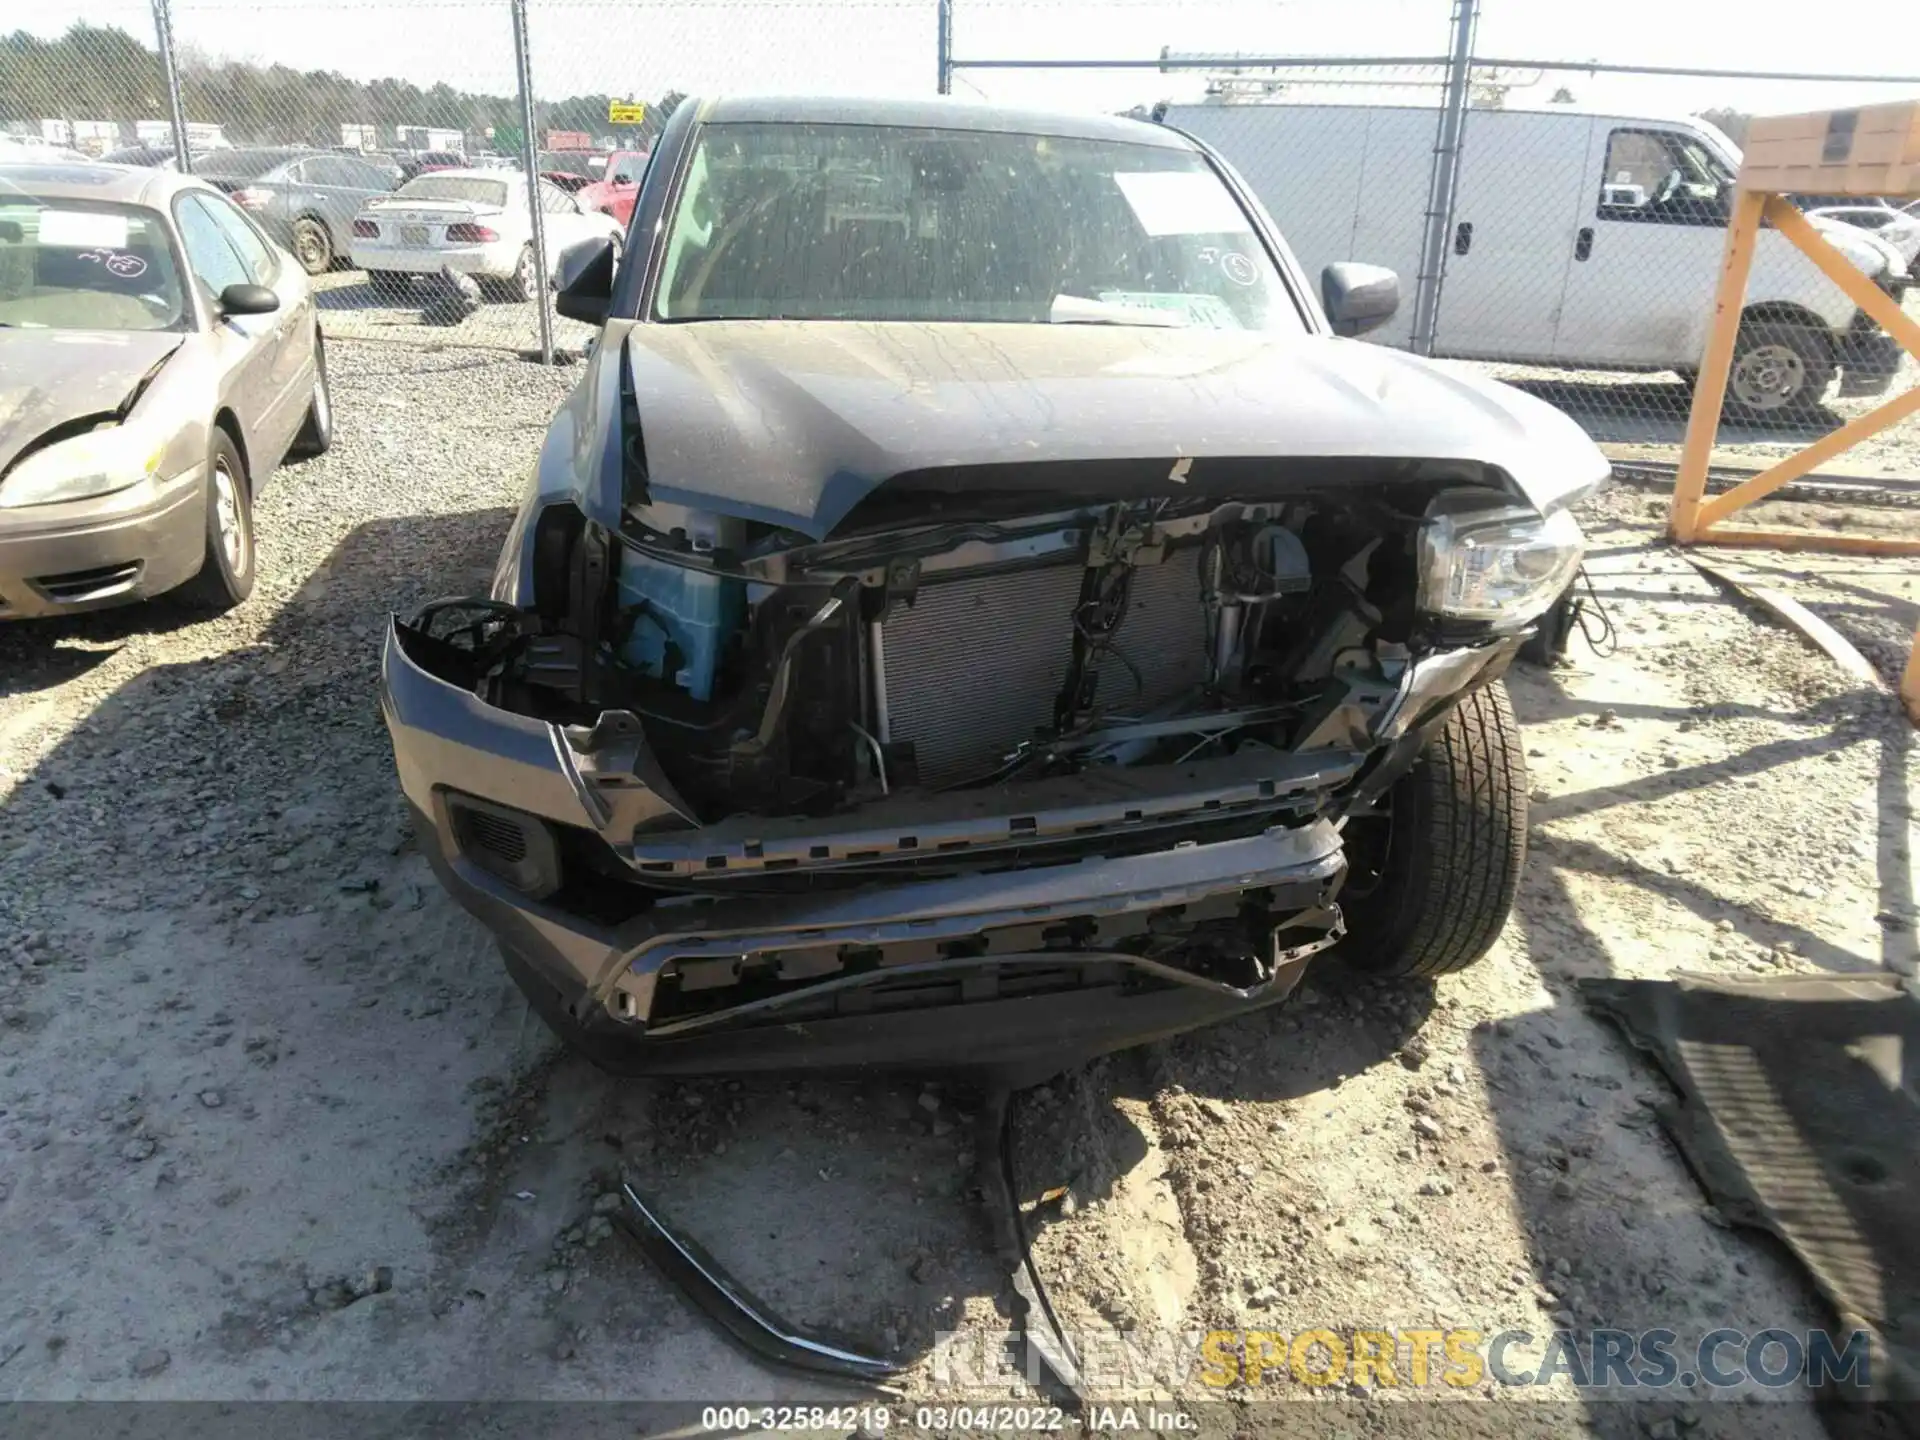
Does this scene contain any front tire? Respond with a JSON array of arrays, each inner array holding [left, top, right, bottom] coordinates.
[[180, 427, 256, 611], [290, 335, 333, 457], [291, 216, 333, 275], [1724, 319, 1834, 423], [1337, 683, 1528, 979]]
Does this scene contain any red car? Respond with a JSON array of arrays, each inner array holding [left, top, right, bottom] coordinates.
[[576, 149, 649, 226]]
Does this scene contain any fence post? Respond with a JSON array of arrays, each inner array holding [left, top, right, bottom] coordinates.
[[937, 0, 953, 94], [150, 0, 194, 174], [1411, 0, 1477, 356], [510, 0, 555, 364]]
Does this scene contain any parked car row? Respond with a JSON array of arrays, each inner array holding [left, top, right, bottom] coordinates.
[[85, 142, 653, 281]]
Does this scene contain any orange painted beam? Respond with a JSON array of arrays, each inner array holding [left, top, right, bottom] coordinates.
[[1669, 187, 1766, 543], [1691, 526, 1920, 556], [1694, 387, 1920, 529]]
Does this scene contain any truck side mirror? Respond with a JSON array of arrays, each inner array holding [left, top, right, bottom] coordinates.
[[554, 236, 617, 325], [1321, 262, 1398, 337]]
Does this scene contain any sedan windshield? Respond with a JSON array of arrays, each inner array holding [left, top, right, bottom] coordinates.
[[0, 199, 187, 331], [398, 176, 508, 207], [656, 122, 1299, 330]]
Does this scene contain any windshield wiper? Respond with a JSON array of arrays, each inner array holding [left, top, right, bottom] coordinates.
[[1048, 295, 1185, 328]]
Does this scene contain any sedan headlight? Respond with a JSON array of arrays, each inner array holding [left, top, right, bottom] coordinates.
[[1418, 490, 1586, 627], [0, 426, 167, 509]]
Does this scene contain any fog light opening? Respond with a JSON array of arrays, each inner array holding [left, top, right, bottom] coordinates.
[[445, 792, 562, 898]]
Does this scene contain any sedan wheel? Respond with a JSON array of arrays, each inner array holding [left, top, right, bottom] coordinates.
[[292, 217, 333, 275], [511, 244, 538, 302], [181, 428, 256, 611]]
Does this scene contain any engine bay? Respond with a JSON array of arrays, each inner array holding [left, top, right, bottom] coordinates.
[[426, 475, 1489, 837]]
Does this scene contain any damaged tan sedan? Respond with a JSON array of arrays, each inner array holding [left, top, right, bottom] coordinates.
[[0, 161, 332, 618], [382, 97, 1604, 1083]]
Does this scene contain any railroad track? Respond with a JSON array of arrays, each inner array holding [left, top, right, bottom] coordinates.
[[1607, 459, 1920, 511]]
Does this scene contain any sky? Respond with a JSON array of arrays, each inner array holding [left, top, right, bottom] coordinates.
[[17, 0, 1920, 125]]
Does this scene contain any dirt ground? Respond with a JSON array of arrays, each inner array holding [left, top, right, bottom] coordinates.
[[0, 340, 1915, 1435]]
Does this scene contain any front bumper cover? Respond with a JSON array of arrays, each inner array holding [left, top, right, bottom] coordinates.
[[381, 615, 1513, 1075], [0, 464, 205, 619]]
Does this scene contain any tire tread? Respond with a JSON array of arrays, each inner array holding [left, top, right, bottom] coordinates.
[[1394, 684, 1528, 977]]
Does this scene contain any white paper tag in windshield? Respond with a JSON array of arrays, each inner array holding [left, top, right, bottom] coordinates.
[[36, 209, 130, 248], [1099, 291, 1241, 329], [1113, 171, 1253, 237]]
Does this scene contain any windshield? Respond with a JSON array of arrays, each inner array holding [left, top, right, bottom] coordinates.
[[655, 122, 1299, 330], [0, 199, 187, 331], [398, 175, 508, 207]]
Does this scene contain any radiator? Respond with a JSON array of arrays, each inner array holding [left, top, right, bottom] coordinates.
[[881, 555, 1210, 787]]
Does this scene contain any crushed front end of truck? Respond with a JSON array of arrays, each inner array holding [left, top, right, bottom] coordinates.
[[380, 324, 1593, 1080]]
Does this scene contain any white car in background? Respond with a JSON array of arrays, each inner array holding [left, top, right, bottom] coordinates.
[[1797, 197, 1920, 278], [348, 170, 622, 301]]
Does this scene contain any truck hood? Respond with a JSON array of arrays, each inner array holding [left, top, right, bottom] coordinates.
[[615, 321, 1608, 538], [0, 330, 183, 477]]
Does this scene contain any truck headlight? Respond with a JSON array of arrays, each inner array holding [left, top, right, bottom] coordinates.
[[1418, 491, 1586, 628], [0, 426, 167, 509]]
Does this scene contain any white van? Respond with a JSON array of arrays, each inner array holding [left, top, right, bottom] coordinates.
[[1165, 101, 1903, 418]]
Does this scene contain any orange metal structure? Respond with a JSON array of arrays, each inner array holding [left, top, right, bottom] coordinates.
[[1666, 102, 1920, 721]]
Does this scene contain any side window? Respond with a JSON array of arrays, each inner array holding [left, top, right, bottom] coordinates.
[[538, 180, 577, 214], [173, 193, 250, 295], [1597, 129, 1728, 227], [611, 155, 645, 184], [1596, 131, 1669, 215], [281, 160, 309, 185], [199, 193, 277, 285], [303, 157, 339, 185]]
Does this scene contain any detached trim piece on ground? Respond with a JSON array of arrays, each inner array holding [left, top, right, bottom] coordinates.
[[615, 1182, 903, 1383], [1686, 557, 1889, 692]]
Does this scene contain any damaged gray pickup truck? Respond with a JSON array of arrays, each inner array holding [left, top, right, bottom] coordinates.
[[381, 96, 1604, 1082]]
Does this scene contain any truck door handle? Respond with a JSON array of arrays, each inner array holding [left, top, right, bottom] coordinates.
[[1575, 227, 1594, 261], [1453, 221, 1473, 255]]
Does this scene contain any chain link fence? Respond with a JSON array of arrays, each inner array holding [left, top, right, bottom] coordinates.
[[1158, 72, 1919, 484], [3, 0, 1917, 477]]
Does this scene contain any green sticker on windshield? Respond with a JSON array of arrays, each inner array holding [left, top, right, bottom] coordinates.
[[1097, 291, 1241, 329]]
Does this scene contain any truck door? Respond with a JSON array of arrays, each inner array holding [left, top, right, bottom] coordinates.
[[1553, 125, 1735, 367], [1433, 112, 1595, 362]]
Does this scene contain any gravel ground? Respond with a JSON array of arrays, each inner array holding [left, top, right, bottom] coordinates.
[[0, 337, 1914, 1431], [313, 269, 597, 356]]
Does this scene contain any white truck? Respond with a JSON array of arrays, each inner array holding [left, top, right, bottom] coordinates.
[[1165, 101, 1905, 419]]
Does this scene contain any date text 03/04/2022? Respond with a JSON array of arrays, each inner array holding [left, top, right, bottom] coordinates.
[[700, 1406, 1107, 1432]]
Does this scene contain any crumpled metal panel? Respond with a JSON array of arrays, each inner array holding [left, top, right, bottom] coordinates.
[[882, 555, 1209, 786]]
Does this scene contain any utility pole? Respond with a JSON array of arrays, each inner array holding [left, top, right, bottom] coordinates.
[[150, 0, 194, 173], [509, 0, 554, 364], [1411, 0, 1478, 355], [937, 0, 954, 95]]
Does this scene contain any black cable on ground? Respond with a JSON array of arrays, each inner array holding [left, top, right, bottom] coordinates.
[[1574, 565, 1618, 657]]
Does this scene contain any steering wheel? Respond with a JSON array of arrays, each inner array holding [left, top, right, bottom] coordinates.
[[1651, 168, 1684, 208]]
